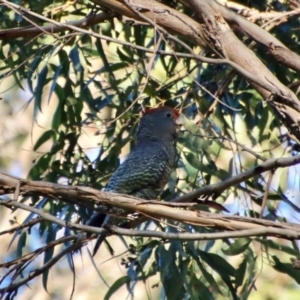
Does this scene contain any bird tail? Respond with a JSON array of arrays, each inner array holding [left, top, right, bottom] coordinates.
[[92, 234, 106, 256], [86, 212, 107, 231], [87, 214, 117, 256]]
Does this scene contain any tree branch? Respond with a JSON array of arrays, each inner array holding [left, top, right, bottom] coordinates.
[[0, 8, 115, 39], [2, 217, 299, 293], [108, 225, 300, 240], [0, 239, 85, 294], [1, 150, 300, 233], [186, 0, 300, 142], [204, 0, 300, 73], [174, 153, 300, 204], [1, 156, 300, 293], [0, 217, 42, 236]]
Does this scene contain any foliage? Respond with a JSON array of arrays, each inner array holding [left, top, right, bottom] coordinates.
[[0, 0, 300, 299]]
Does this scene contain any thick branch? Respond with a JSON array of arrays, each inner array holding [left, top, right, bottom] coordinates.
[[206, 0, 300, 73], [2, 198, 300, 241], [1, 151, 300, 233], [186, 0, 300, 142], [109, 226, 300, 240], [181, 0, 300, 73]]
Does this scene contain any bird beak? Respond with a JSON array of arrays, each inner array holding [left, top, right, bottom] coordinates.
[[175, 114, 185, 126]]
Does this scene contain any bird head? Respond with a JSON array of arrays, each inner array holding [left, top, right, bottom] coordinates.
[[138, 106, 184, 141]]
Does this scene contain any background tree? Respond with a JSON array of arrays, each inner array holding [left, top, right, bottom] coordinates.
[[1, 0, 300, 299]]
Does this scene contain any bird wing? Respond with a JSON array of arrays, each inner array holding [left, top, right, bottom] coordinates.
[[89, 143, 174, 256], [106, 143, 172, 197]]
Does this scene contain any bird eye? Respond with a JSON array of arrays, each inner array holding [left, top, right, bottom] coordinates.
[[165, 112, 172, 118]]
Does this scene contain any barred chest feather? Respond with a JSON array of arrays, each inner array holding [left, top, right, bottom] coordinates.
[[106, 138, 176, 200]]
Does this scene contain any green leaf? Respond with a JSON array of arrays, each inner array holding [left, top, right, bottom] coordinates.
[[48, 63, 62, 104], [190, 247, 222, 295], [235, 258, 247, 288], [33, 130, 55, 151], [58, 49, 70, 77], [51, 99, 63, 130], [189, 273, 214, 300], [28, 154, 52, 179], [104, 276, 131, 300], [69, 46, 83, 73], [42, 225, 56, 292], [198, 250, 236, 278], [17, 232, 27, 257], [27, 54, 43, 93], [272, 255, 300, 284], [183, 151, 228, 179], [156, 245, 185, 300], [116, 47, 132, 64], [222, 238, 252, 256], [178, 131, 211, 154], [34, 65, 49, 113], [95, 39, 117, 91], [257, 239, 300, 256]]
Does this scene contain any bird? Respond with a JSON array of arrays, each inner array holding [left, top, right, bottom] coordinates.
[[87, 106, 183, 256]]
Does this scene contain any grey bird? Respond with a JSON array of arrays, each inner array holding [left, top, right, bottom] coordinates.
[[87, 106, 183, 256]]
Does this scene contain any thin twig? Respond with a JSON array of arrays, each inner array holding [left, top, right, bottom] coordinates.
[[0, 218, 42, 236], [260, 170, 274, 218]]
